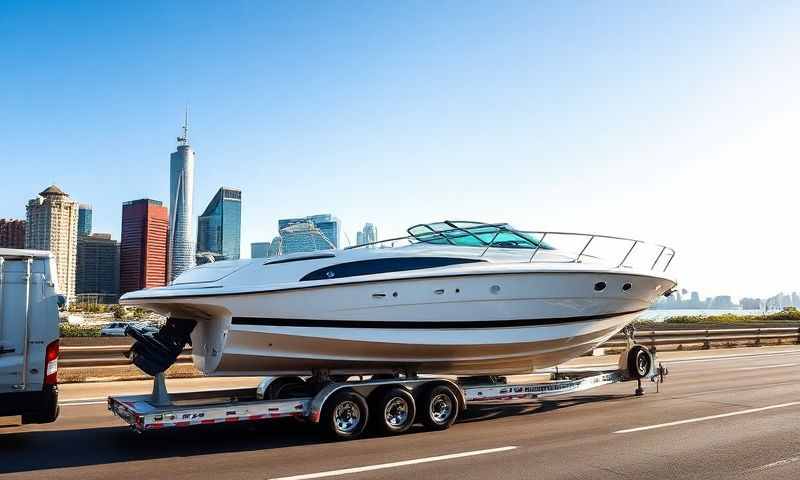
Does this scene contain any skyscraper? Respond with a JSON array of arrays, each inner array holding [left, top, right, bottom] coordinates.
[[78, 204, 92, 237], [267, 235, 283, 257], [169, 110, 196, 281], [197, 187, 242, 260], [120, 199, 169, 294], [26, 185, 79, 301], [356, 223, 378, 246], [278, 214, 340, 248], [280, 222, 335, 254], [0, 219, 26, 248], [251, 242, 270, 258], [76, 233, 119, 303]]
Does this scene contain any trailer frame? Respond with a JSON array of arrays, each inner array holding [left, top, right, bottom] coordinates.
[[108, 345, 667, 437]]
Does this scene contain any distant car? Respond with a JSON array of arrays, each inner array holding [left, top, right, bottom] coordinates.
[[100, 322, 158, 336]]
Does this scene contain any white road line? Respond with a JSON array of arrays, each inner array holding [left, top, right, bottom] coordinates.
[[750, 454, 800, 472], [268, 446, 518, 480], [614, 402, 800, 434], [60, 400, 108, 406], [735, 363, 799, 371]]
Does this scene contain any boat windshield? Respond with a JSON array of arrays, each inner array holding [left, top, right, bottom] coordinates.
[[407, 221, 553, 250]]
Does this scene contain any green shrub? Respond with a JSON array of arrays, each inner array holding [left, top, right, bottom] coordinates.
[[663, 308, 800, 325], [59, 324, 103, 337]]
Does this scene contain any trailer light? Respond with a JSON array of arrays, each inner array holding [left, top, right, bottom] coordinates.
[[44, 339, 59, 385]]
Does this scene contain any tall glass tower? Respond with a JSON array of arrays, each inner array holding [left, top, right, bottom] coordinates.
[[169, 110, 196, 281], [78, 204, 92, 237], [197, 187, 242, 260]]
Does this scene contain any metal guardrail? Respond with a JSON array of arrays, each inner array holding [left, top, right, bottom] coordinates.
[[59, 326, 800, 368], [59, 345, 193, 368], [603, 327, 800, 349]]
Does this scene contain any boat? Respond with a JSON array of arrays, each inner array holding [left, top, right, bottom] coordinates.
[[120, 221, 677, 377]]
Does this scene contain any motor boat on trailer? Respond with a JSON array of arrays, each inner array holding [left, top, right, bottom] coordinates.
[[120, 221, 677, 377]]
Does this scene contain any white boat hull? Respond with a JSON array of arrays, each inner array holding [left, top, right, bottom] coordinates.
[[133, 270, 673, 376]]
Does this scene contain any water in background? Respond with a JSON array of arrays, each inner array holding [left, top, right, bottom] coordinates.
[[639, 309, 770, 321]]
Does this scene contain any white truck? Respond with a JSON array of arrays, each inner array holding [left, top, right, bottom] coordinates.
[[0, 248, 62, 424]]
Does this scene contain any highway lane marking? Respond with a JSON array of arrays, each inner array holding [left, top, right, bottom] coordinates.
[[60, 399, 108, 406], [750, 454, 800, 472], [614, 402, 800, 434], [734, 363, 799, 371], [268, 446, 518, 480]]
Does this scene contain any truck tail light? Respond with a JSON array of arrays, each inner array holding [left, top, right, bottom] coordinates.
[[45, 339, 59, 385]]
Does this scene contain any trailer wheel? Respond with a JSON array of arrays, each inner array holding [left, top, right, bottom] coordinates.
[[321, 390, 369, 440], [420, 384, 459, 430], [373, 387, 416, 435], [627, 345, 652, 379]]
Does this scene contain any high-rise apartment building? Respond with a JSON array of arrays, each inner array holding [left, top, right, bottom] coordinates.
[[279, 222, 334, 254], [279, 214, 340, 248], [76, 233, 119, 303], [78, 204, 92, 237], [197, 187, 242, 260], [120, 199, 168, 294], [169, 112, 196, 281], [251, 242, 270, 258], [0, 219, 26, 249], [25, 185, 79, 301]]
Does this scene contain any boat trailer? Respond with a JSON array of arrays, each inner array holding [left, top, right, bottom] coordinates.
[[108, 341, 668, 440]]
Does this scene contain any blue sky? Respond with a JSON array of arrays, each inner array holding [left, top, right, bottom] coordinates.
[[2, 1, 799, 297]]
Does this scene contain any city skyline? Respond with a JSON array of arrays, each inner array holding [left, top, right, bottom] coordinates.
[[2, 2, 800, 297]]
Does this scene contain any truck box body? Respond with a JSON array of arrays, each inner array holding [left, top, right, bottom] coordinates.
[[0, 248, 61, 423]]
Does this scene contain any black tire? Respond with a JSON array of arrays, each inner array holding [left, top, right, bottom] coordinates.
[[372, 387, 416, 435], [627, 345, 652, 379], [21, 387, 59, 424], [420, 384, 459, 430], [320, 390, 369, 440]]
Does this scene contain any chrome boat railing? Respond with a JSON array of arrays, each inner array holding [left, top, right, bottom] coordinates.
[[345, 221, 676, 273]]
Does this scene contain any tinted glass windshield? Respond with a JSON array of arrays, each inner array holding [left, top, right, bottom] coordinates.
[[407, 222, 552, 249]]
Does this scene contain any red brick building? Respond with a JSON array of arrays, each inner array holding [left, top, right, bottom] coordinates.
[[0, 219, 26, 249], [119, 199, 168, 294]]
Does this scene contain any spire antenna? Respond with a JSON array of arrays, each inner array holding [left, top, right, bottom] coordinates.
[[177, 105, 190, 146]]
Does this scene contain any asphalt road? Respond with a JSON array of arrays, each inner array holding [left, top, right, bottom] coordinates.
[[2, 346, 800, 480]]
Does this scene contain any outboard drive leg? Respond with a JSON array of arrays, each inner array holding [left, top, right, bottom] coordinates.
[[125, 318, 196, 376]]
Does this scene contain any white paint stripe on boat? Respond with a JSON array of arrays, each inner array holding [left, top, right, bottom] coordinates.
[[750, 454, 800, 472], [614, 402, 800, 434], [268, 446, 518, 480], [735, 363, 799, 371]]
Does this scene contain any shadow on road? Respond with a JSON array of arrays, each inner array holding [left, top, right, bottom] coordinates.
[[0, 418, 324, 474], [0, 393, 633, 474], [458, 393, 630, 423]]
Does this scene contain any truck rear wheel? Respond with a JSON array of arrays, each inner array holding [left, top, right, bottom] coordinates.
[[373, 387, 416, 435], [321, 390, 369, 440], [21, 386, 59, 424], [420, 384, 459, 430]]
